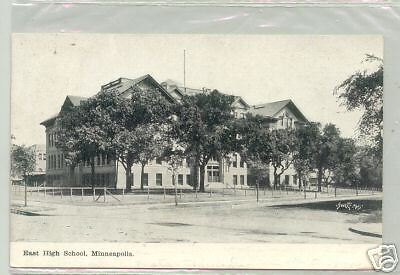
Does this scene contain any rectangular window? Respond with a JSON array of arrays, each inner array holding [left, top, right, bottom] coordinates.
[[142, 173, 148, 186], [156, 157, 162, 165], [97, 155, 100, 166], [156, 173, 162, 186], [233, 175, 238, 185], [178, 174, 184, 185], [233, 154, 238, 168], [102, 154, 105, 165], [293, 175, 297, 185], [240, 158, 244, 168], [240, 175, 245, 185], [285, 175, 290, 185]]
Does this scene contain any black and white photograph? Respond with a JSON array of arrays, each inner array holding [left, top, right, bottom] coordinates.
[[10, 34, 383, 269]]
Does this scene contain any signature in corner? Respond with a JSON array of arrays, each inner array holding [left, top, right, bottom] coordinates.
[[336, 201, 363, 213]]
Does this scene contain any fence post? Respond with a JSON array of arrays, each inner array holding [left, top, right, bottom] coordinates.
[[245, 189, 247, 197], [52, 187, 54, 197], [103, 187, 106, 203], [209, 187, 212, 197], [44, 187, 46, 197], [81, 188, 84, 200], [122, 188, 125, 197], [314, 191, 317, 199], [147, 186, 150, 200], [180, 188, 182, 199], [70, 188, 73, 200], [37, 185, 39, 196], [93, 188, 96, 201], [60, 188, 63, 199], [163, 187, 166, 200]]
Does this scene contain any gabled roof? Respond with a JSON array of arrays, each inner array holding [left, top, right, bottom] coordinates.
[[233, 96, 250, 109], [66, 95, 87, 107], [250, 99, 308, 123], [170, 84, 251, 109], [40, 113, 58, 127], [103, 74, 176, 103], [41, 95, 87, 127]]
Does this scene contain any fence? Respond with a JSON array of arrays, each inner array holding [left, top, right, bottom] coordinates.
[[11, 183, 382, 204]]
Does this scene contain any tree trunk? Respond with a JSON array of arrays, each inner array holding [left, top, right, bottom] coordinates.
[[298, 172, 302, 190], [192, 165, 198, 191], [140, 163, 145, 190], [317, 165, 323, 192], [273, 166, 278, 190], [90, 157, 96, 191], [199, 165, 206, 192], [125, 164, 133, 191]]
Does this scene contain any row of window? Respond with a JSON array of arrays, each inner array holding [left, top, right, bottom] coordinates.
[[130, 173, 190, 186], [231, 154, 245, 168], [48, 133, 57, 148], [37, 153, 46, 160], [279, 116, 294, 129], [82, 154, 112, 167], [233, 175, 245, 185], [47, 154, 65, 170]]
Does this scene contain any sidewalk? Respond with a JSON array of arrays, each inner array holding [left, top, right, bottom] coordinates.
[[11, 191, 382, 215]]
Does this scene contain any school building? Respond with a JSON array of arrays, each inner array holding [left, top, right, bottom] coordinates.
[[40, 74, 308, 189]]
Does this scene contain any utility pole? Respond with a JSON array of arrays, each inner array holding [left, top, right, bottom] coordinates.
[[183, 49, 186, 93]]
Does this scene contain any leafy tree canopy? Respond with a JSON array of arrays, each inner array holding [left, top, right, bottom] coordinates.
[[335, 54, 383, 160]]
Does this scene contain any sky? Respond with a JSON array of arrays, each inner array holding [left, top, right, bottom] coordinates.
[[11, 34, 383, 146]]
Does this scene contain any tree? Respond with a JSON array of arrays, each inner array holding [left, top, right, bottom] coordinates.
[[313, 123, 341, 192], [174, 90, 236, 192], [11, 144, 36, 206], [334, 54, 383, 160], [356, 146, 382, 188], [130, 124, 168, 190], [111, 89, 172, 190], [331, 137, 358, 187], [56, 95, 112, 190], [235, 114, 274, 187], [292, 122, 320, 190], [269, 129, 296, 189]]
